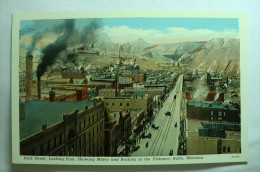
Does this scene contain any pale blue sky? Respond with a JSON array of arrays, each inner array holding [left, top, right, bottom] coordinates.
[[20, 17, 239, 44]]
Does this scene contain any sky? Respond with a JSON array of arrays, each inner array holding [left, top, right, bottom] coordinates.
[[102, 18, 239, 44], [20, 17, 239, 44]]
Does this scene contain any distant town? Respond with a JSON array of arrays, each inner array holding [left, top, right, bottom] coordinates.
[[19, 18, 241, 157]]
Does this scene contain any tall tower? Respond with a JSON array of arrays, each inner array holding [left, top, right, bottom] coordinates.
[[25, 55, 33, 98]]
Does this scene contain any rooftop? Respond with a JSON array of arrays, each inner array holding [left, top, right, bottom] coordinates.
[[20, 100, 94, 140], [187, 101, 237, 110]]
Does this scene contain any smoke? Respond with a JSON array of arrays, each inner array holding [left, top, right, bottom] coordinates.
[[36, 19, 75, 77], [214, 92, 220, 101], [207, 67, 211, 73], [197, 62, 204, 68], [85, 64, 91, 70], [80, 19, 104, 45], [192, 78, 209, 101], [220, 69, 224, 76], [26, 33, 43, 55]]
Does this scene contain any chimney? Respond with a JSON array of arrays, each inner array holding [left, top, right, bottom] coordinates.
[[37, 76, 41, 99], [49, 88, 55, 102], [42, 124, 47, 130], [25, 55, 33, 98]]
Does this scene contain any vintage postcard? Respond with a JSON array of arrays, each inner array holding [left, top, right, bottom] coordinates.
[[12, 11, 248, 165]]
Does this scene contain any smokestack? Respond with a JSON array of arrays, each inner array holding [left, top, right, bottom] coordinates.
[[26, 55, 33, 98], [37, 76, 41, 99]]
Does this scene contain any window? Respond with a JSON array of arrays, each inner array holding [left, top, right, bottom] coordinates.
[[84, 120, 86, 128], [40, 144, 44, 155], [211, 111, 213, 116], [112, 103, 114, 106], [54, 137, 56, 148], [84, 134, 86, 144], [31, 149, 36, 155], [127, 103, 129, 106], [223, 146, 226, 153], [59, 133, 62, 145], [47, 140, 50, 151], [120, 103, 122, 106], [227, 147, 230, 152], [79, 137, 81, 148], [106, 103, 109, 105], [89, 132, 91, 140]]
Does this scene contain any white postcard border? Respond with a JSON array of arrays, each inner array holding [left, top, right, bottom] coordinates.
[[12, 10, 248, 165]]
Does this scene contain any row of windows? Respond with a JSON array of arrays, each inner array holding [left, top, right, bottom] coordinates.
[[223, 146, 231, 153], [78, 111, 103, 131], [106, 102, 130, 106], [31, 133, 63, 155]]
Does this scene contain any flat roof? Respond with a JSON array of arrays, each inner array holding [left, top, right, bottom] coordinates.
[[187, 101, 237, 110], [20, 100, 94, 140]]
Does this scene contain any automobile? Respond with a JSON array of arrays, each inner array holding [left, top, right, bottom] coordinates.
[[165, 111, 171, 116], [132, 145, 140, 152], [152, 124, 159, 130], [141, 132, 152, 138]]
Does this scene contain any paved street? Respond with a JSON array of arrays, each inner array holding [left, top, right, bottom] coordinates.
[[131, 75, 184, 156]]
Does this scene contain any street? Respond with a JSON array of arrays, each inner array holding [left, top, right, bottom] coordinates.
[[131, 75, 184, 156]]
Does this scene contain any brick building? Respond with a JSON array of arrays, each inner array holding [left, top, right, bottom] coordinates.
[[61, 70, 86, 79], [104, 110, 131, 156], [104, 91, 153, 117], [45, 87, 88, 101], [20, 100, 104, 156], [186, 101, 240, 123], [133, 73, 146, 82], [98, 89, 116, 98], [178, 119, 240, 155], [118, 82, 133, 89]]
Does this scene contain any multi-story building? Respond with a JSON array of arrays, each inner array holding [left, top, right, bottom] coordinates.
[[61, 69, 86, 79], [104, 110, 131, 156], [118, 82, 133, 89], [98, 89, 116, 98], [118, 76, 132, 83], [20, 99, 104, 156], [186, 101, 240, 123], [178, 118, 240, 155], [133, 73, 146, 82], [121, 71, 133, 78], [103, 91, 153, 117]]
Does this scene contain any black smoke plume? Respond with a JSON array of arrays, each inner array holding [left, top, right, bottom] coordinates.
[[80, 19, 104, 44], [36, 19, 75, 77]]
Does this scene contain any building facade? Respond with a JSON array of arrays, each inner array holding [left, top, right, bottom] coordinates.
[[186, 101, 240, 123], [20, 100, 104, 156], [104, 110, 131, 156]]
